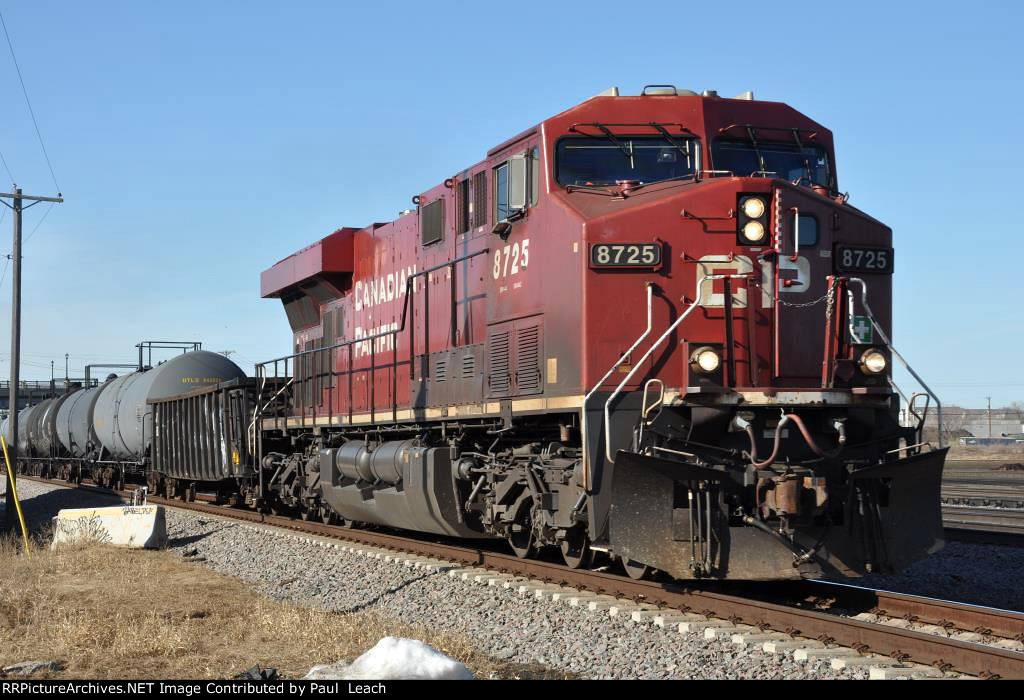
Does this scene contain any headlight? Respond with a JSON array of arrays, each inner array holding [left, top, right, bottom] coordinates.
[[690, 346, 721, 374], [742, 220, 765, 243], [859, 348, 887, 375], [742, 197, 766, 219]]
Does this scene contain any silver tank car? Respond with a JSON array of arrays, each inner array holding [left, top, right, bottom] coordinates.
[[14, 406, 32, 454], [92, 351, 246, 461], [57, 378, 115, 458], [21, 401, 52, 456], [35, 390, 80, 456]]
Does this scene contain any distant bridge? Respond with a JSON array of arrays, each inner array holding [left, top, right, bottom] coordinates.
[[0, 379, 100, 415]]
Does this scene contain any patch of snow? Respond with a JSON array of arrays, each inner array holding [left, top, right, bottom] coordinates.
[[304, 637, 474, 680]]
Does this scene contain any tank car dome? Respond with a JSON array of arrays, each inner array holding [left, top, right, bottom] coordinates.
[[93, 351, 246, 461]]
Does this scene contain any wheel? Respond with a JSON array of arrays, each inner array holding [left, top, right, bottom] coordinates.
[[622, 557, 651, 580], [560, 529, 593, 569], [508, 503, 537, 559], [320, 506, 336, 525]]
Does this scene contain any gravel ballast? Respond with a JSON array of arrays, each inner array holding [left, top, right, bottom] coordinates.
[[5, 477, 1022, 679]]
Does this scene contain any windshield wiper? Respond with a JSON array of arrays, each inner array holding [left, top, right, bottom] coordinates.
[[590, 123, 635, 168], [650, 123, 694, 170]]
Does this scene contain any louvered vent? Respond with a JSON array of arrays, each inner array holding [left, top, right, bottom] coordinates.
[[323, 308, 335, 345], [435, 358, 448, 382], [487, 330, 511, 397], [421, 198, 444, 246], [515, 324, 542, 395], [457, 178, 470, 233], [472, 171, 487, 228], [461, 353, 476, 379]]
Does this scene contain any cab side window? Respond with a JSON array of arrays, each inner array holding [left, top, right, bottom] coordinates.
[[494, 146, 540, 223]]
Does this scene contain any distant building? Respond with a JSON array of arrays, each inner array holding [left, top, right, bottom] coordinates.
[[920, 408, 1023, 439]]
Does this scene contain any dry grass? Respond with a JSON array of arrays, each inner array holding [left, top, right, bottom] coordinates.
[[0, 536, 565, 679]]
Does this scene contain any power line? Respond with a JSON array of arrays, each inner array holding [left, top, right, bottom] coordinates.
[[0, 148, 13, 186], [23, 201, 52, 243], [0, 10, 60, 194]]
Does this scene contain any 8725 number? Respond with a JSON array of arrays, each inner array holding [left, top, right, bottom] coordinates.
[[590, 243, 662, 268], [835, 245, 894, 274]]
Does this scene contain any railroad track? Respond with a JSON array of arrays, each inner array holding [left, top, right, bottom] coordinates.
[[20, 475, 1024, 679], [943, 505, 1024, 536], [942, 484, 1024, 509]]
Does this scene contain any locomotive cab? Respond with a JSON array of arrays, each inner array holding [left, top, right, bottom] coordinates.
[[548, 88, 945, 580]]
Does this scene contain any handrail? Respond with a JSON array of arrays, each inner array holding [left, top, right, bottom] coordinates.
[[603, 273, 749, 464], [580, 282, 654, 491], [847, 277, 943, 448], [253, 247, 490, 431]]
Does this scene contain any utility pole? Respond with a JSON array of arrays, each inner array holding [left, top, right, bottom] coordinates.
[[0, 187, 63, 529], [986, 396, 992, 438], [64, 352, 68, 387]]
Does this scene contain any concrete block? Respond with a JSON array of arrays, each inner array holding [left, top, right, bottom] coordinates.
[[869, 665, 944, 680], [533, 587, 573, 601], [763, 639, 824, 654], [610, 602, 657, 618], [458, 568, 490, 581], [567, 593, 603, 607], [484, 574, 516, 587], [996, 639, 1024, 651], [677, 618, 733, 635], [517, 582, 560, 597], [549, 589, 581, 602], [876, 617, 914, 629], [704, 624, 757, 640], [951, 631, 985, 643], [653, 612, 705, 628], [630, 607, 667, 623], [794, 647, 860, 662], [831, 655, 899, 670], [731, 632, 791, 646], [52, 505, 167, 549], [587, 598, 627, 612]]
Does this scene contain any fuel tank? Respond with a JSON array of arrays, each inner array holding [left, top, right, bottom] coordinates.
[[92, 351, 246, 461], [320, 439, 488, 538]]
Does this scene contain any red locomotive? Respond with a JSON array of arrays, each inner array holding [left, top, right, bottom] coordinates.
[[255, 85, 946, 581]]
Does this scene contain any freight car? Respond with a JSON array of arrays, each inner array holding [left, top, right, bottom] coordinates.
[[10, 347, 246, 490]]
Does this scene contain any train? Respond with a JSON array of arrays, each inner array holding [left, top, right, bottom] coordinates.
[[10, 85, 948, 581]]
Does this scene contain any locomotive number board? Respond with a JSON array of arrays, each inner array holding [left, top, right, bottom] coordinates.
[[834, 245, 894, 274], [590, 242, 662, 268]]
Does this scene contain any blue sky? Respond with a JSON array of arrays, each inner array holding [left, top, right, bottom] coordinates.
[[0, 1, 1018, 408]]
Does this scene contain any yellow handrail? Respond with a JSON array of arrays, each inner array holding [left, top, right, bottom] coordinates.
[[1, 436, 30, 554]]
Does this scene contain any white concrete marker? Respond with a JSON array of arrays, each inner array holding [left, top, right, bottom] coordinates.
[[51, 505, 167, 549]]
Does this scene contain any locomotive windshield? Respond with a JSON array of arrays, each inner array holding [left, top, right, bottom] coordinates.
[[556, 135, 697, 187], [712, 140, 831, 187]]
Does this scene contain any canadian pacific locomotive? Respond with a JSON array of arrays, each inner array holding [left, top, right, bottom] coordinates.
[[15, 85, 947, 581]]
